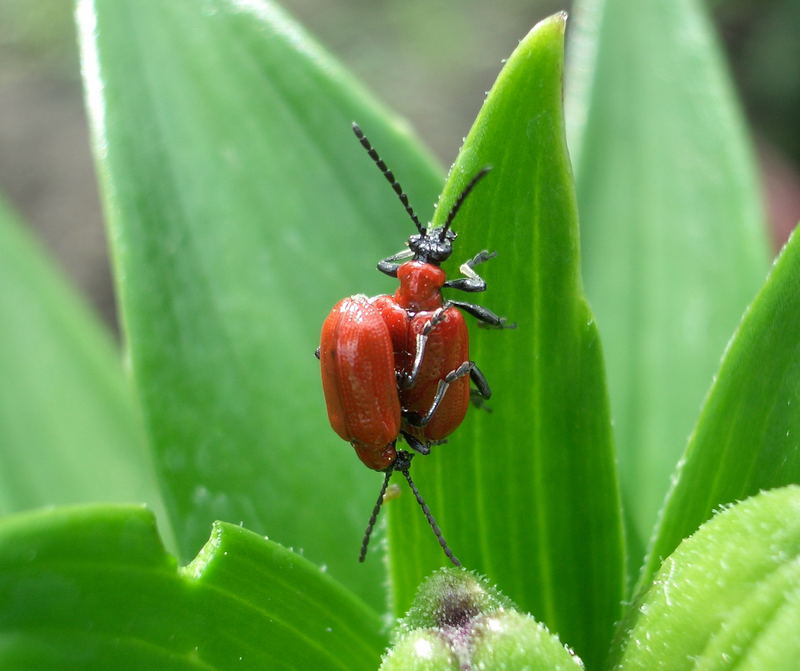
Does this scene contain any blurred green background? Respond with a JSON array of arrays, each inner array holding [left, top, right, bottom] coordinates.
[[1, 0, 797, 335]]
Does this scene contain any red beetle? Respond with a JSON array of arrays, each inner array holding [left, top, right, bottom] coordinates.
[[318, 123, 507, 564]]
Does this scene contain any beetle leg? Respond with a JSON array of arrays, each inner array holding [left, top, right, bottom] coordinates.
[[377, 248, 414, 277], [468, 363, 492, 411], [402, 306, 449, 389], [470, 362, 491, 399], [405, 360, 474, 428], [402, 333, 427, 388], [449, 299, 514, 329], [314, 346, 321, 360], [443, 250, 496, 292], [467, 249, 498, 267], [400, 431, 431, 455]]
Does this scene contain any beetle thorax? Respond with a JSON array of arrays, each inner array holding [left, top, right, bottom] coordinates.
[[394, 261, 445, 312]]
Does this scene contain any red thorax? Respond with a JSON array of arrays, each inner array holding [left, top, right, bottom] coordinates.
[[393, 261, 446, 312]]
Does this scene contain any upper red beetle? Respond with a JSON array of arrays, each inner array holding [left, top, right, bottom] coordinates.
[[318, 123, 508, 565]]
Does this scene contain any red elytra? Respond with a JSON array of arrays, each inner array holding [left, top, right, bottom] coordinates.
[[403, 306, 470, 442], [319, 295, 400, 471], [317, 123, 509, 565]]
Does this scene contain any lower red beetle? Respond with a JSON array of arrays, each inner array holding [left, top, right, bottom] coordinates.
[[318, 123, 508, 565]]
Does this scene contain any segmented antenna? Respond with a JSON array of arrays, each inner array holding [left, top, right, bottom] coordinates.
[[359, 458, 461, 566], [359, 469, 392, 562], [352, 122, 425, 235], [440, 166, 492, 240], [400, 467, 461, 567]]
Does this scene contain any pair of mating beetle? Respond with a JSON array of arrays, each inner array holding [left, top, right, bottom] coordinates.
[[318, 124, 507, 565]]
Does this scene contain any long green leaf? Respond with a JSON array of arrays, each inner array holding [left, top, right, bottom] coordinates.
[[77, 0, 443, 607], [0, 196, 164, 523], [566, 0, 770, 560], [614, 486, 800, 671], [386, 15, 624, 670], [640, 225, 800, 587], [0, 505, 385, 670]]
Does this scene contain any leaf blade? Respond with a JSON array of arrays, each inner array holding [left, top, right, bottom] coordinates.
[[567, 0, 770, 560], [0, 195, 164, 522], [77, 0, 444, 606], [0, 504, 386, 670], [386, 14, 625, 669], [641, 226, 800, 588]]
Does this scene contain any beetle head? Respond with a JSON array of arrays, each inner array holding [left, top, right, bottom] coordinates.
[[407, 228, 456, 265]]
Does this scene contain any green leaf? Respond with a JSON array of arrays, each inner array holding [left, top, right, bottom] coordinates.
[[641, 225, 800, 587], [567, 0, 770, 559], [386, 14, 625, 670], [0, 195, 164, 522], [77, 0, 443, 607], [613, 486, 800, 671], [0, 504, 386, 670]]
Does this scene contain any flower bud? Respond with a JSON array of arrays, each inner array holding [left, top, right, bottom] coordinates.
[[470, 611, 584, 670], [381, 568, 583, 670], [380, 630, 458, 671]]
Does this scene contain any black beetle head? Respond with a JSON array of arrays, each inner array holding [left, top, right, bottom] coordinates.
[[408, 228, 456, 265]]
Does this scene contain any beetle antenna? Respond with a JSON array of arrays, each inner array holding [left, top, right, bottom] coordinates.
[[359, 469, 393, 562], [352, 122, 425, 235], [399, 466, 462, 567], [440, 166, 492, 240]]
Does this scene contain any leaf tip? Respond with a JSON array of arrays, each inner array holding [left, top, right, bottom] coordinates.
[[508, 11, 567, 75], [532, 10, 568, 38]]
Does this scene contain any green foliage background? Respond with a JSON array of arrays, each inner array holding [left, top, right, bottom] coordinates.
[[0, 0, 799, 669]]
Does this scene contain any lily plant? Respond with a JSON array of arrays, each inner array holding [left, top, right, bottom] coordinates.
[[1, 0, 798, 669]]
